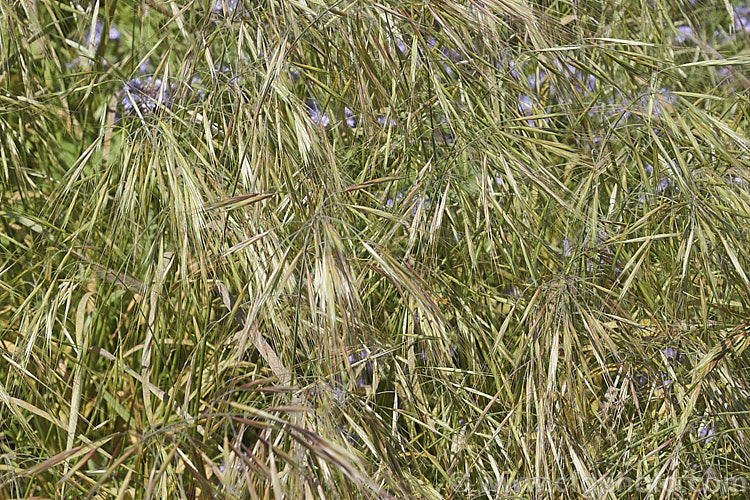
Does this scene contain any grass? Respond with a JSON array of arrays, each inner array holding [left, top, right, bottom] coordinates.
[[2, 0, 750, 498]]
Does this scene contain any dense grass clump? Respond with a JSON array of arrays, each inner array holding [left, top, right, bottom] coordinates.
[[2, 0, 750, 498]]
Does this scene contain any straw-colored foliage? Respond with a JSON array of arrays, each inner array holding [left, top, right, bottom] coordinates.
[[2, 0, 750, 498]]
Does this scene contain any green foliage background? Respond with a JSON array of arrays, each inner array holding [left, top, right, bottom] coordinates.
[[2, 0, 750, 497]]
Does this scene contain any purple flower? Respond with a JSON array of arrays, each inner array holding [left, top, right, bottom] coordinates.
[[441, 45, 464, 62], [661, 347, 686, 365], [395, 39, 407, 56], [729, 175, 746, 185], [190, 75, 205, 100], [562, 238, 572, 257], [527, 71, 546, 91], [376, 116, 396, 127], [77, 21, 120, 60], [344, 107, 356, 128], [507, 59, 520, 80], [211, 64, 242, 86], [440, 62, 455, 78], [675, 25, 695, 44], [518, 94, 537, 126], [109, 25, 121, 41], [386, 192, 404, 208], [348, 347, 372, 364], [635, 162, 679, 207], [698, 425, 715, 444], [551, 61, 595, 95], [84, 21, 120, 49], [657, 176, 676, 194], [518, 94, 533, 113], [325, 381, 346, 404], [662, 347, 677, 359], [307, 100, 330, 127], [214, 0, 242, 16], [735, 7, 750, 34], [338, 425, 360, 446], [570, 230, 621, 272], [119, 76, 171, 116], [595, 230, 612, 253], [585, 74, 596, 93]]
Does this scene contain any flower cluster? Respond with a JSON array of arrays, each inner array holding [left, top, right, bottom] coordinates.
[[518, 94, 538, 127], [385, 192, 430, 216], [376, 115, 396, 127], [385, 192, 404, 208], [509, 58, 601, 126], [666, 5, 750, 46], [117, 64, 244, 120], [119, 76, 171, 117], [506, 54, 684, 127], [306, 99, 330, 127], [695, 6, 750, 48], [344, 107, 356, 128], [213, 64, 243, 85], [660, 347, 686, 365], [674, 25, 695, 44], [606, 88, 676, 122], [652, 161, 678, 191], [734, 6, 750, 34], [697, 424, 716, 445], [526, 62, 597, 96], [84, 21, 120, 49], [303, 98, 398, 130], [68, 20, 120, 68], [389, 36, 466, 79]]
